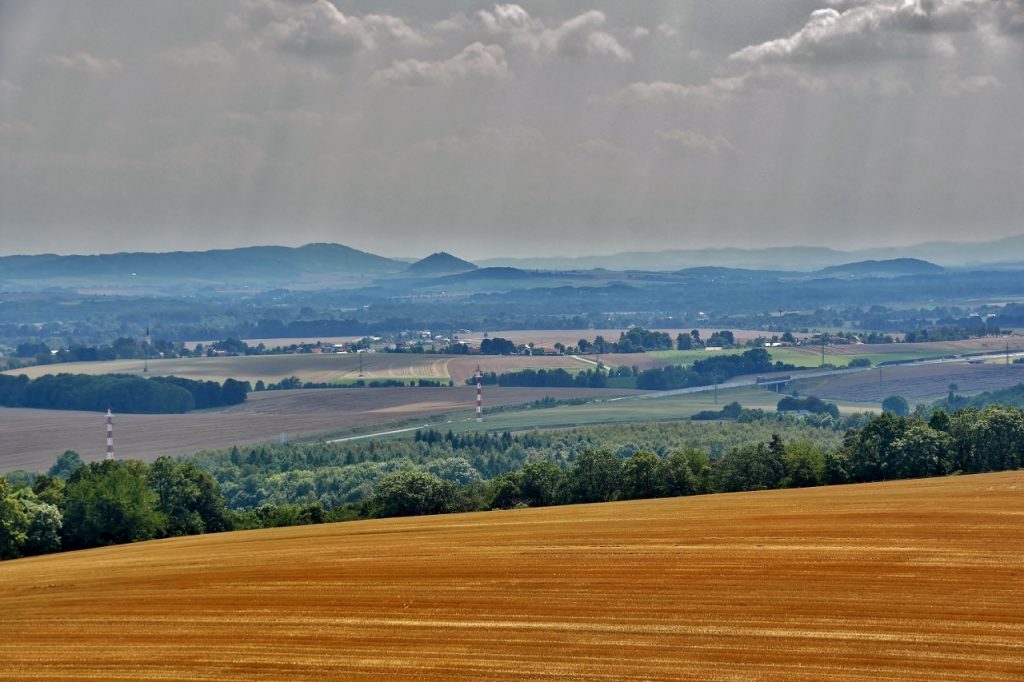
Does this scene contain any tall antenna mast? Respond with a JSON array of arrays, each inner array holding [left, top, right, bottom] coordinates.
[[105, 405, 114, 460], [143, 326, 150, 373], [475, 365, 483, 423]]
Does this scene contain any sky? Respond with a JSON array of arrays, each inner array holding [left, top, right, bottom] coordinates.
[[1, 0, 1022, 259]]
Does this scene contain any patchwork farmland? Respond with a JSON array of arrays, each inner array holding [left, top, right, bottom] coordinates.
[[3, 353, 591, 386], [2, 471, 1022, 680], [0, 386, 643, 472], [794, 362, 1024, 404]]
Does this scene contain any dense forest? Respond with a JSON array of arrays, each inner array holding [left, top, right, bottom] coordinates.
[[0, 373, 249, 413], [3, 405, 1022, 562]]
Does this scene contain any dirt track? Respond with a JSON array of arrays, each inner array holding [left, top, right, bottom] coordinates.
[[2, 471, 1022, 680], [0, 386, 642, 472]]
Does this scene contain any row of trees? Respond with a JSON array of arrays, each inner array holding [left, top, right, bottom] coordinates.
[[636, 348, 794, 390], [902, 324, 1003, 343], [777, 395, 841, 419], [676, 329, 737, 350], [565, 328, 674, 355], [0, 373, 249, 413], [4, 405, 1020, 561], [367, 405, 1024, 516], [479, 337, 518, 355], [472, 368, 608, 388], [158, 419, 852, 509], [0, 453, 230, 560]]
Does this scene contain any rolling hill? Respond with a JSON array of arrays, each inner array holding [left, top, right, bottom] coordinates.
[[2, 471, 1021, 680], [816, 258, 944, 277], [0, 242, 405, 283], [405, 252, 477, 276]]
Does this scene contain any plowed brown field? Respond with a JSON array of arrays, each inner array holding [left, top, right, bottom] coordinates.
[[2, 472, 1022, 680]]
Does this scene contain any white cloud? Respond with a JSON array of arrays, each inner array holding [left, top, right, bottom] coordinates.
[[479, 3, 542, 38], [604, 65, 917, 105], [630, 26, 651, 40], [432, 13, 474, 33], [261, 0, 427, 56], [731, 0, 988, 63], [656, 23, 679, 39], [264, 0, 374, 55], [605, 75, 749, 105], [44, 51, 123, 75], [370, 43, 510, 87], [656, 129, 735, 155], [363, 14, 430, 47], [478, 4, 632, 62], [583, 31, 633, 61]]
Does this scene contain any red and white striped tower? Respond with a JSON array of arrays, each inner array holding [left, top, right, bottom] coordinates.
[[105, 406, 114, 460], [475, 365, 483, 423]]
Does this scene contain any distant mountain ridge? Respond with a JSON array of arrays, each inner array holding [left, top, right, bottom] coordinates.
[[0, 243, 405, 282], [1, 236, 1021, 290], [477, 234, 1024, 271]]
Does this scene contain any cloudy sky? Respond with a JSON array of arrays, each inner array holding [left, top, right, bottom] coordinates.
[[1, 1, 1022, 259]]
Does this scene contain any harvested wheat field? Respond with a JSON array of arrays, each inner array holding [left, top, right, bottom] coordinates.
[[6, 353, 614, 387], [2, 353, 454, 384], [0, 386, 643, 472], [3, 472, 1023, 681]]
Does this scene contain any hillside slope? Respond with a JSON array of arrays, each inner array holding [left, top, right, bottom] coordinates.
[[2, 472, 1022, 680], [0, 242, 404, 282], [405, 251, 477, 275], [817, 258, 944, 277]]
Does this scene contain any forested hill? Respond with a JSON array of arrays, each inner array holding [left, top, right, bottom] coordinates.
[[0, 243, 405, 282], [405, 252, 477, 276], [816, 258, 944, 277]]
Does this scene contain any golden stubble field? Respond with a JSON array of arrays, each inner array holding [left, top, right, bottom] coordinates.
[[2, 472, 1022, 681], [3, 353, 591, 385]]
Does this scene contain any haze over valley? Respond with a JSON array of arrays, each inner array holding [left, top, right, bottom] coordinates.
[[2, 2, 1023, 680]]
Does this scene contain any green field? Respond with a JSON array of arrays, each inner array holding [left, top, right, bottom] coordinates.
[[351, 385, 877, 439], [644, 347, 865, 368], [645, 344, 1020, 370]]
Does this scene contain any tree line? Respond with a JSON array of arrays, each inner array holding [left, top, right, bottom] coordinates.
[[0, 373, 249, 413], [362, 404, 1024, 516], [471, 368, 608, 388], [3, 404, 1020, 562], [0, 453, 231, 560], [636, 348, 795, 390]]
